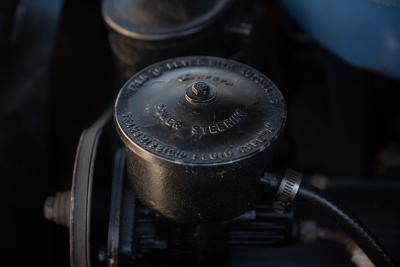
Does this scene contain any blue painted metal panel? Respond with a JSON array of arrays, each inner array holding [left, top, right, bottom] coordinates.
[[282, 0, 400, 79]]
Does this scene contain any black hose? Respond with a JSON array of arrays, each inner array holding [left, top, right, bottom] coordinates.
[[297, 186, 397, 267]]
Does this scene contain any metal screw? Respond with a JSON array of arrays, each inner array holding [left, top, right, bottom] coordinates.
[[43, 190, 71, 227], [191, 82, 210, 98]]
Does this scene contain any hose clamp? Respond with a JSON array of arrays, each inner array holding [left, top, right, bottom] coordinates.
[[273, 169, 302, 213]]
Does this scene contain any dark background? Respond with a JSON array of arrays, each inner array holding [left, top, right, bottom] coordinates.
[[0, 0, 399, 266], [0, 0, 112, 266]]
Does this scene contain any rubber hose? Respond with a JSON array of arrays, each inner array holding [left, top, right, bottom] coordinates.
[[297, 186, 397, 267]]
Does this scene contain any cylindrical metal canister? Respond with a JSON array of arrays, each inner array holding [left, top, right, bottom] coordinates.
[[114, 56, 286, 223], [102, 0, 232, 81]]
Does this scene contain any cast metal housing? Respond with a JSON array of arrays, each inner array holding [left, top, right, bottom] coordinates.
[[115, 56, 287, 222]]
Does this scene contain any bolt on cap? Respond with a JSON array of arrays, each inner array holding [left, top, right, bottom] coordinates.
[[192, 81, 210, 98], [185, 81, 216, 106]]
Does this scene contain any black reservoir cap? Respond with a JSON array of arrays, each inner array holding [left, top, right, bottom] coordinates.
[[115, 56, 286, 166]]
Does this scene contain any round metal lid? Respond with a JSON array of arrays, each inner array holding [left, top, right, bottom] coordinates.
[[102, 0, 231, 40], [115, 56, 286, 165]]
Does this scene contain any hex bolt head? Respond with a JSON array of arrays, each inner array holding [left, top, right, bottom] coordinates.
[[43, 190, 71, 227], [191, 82, 210, 98]]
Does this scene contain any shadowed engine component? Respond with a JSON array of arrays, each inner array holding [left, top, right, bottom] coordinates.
[[102, 0, 232, 80], [114, 56, 287, 222]]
